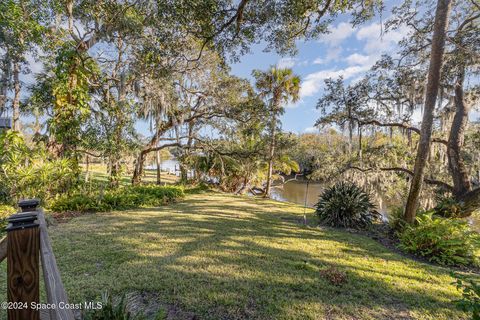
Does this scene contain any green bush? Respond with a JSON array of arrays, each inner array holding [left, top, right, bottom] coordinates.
[[0, 130, 78, 205], [82, 292, 145, 320], [388, 206, 408, 233], [398, 213, 480, 266], [315, 182, 380, 229], [434, 196, 463, 218], [49, 185, 184, 213], [453, 273, 480, 320], [0, 205, 16, 236]]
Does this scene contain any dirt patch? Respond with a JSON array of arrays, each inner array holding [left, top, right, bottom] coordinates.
[[51, 211, 94, 224]]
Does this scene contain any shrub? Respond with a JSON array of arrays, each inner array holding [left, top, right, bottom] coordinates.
[[398, 213, 480, 266], [0, 130, 78, 205], [315, 182, 380, 229], [82, 292, 145, 320], [434, 196, 463, 218], [49, 185, 184, 213], [453, 273, 480, 320], [388, 206, 408, 234], [0, 205, 16, 236]]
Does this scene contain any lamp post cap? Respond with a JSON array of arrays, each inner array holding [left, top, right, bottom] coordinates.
[[18, 199, 40, 212]]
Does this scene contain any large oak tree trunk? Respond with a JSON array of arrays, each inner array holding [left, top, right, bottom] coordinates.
[[0, 57, 9, 114], [404, 0, 452, 223], [132, 152, 145, 185], [447, 67, 471, 198], [110, 73, 126, 188], [458, 188, 480, 217]]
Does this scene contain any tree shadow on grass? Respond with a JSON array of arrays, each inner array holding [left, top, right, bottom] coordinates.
[[48, 194, 472, 320]]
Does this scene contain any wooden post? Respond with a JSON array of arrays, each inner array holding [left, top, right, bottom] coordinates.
[[38, 210, 75, 320], [6, 200, 40, 320]]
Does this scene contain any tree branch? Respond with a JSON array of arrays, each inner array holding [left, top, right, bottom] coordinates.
[[353, 117, 448, 145], [348, 165, 454, 191], [75, 149, 102, 158]]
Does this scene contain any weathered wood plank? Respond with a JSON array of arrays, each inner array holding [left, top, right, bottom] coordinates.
[[40, 308, 52, 320], [0, 236, 6, 263], [38, 210, 75, 320], [7, 222, 40, 320]]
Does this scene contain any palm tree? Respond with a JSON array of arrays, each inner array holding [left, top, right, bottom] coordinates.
[[253, 66, 300, 197]]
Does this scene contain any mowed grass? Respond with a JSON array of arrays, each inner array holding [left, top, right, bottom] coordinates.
[[0, 192, 476, 319], [82, 163, 179, 186]]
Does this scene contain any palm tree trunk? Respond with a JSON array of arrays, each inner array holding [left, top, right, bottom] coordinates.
[[404, 0, 452, 223], [265, 110, 277, 197]]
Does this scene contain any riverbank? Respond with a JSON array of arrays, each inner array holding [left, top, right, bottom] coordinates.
[[0, 191, 474, 319]]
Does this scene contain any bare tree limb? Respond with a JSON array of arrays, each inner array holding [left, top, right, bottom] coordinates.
[[347, 165, 454, 191]]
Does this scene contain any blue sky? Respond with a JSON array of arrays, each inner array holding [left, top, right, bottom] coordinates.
[[229, 12, 410, 135], [14, 2, 479, 136]]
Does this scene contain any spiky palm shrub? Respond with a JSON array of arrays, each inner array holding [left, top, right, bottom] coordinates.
[[315, 182, 380, 229]]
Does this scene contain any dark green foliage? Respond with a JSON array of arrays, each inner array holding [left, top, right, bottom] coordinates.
[[50, 185, 184, 213], [315, 182, 380, 229], [399, 213, 480, 266], [434, 196, 463, 218], [453, 273, 480, 320], [0, 130, 79, 205], [82, 293, 145, 320], [388, 206, 408, 233], [184, 183, 211, 194], [0, 205, 16, 236]]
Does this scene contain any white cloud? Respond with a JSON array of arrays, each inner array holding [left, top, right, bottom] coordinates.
[[300, 65, 371, 98], [345, 53, 371, 66], [356, 23, 410, 55], [277, 57, 296, 68], [312, 46, 343, 66], [297, 59, 310, 67], [300, 21, 411, 101], [304, 126, 318, 133], [319, 22, 355, 46], [326, 46, 343, 62], [469, 110, 479, 122]]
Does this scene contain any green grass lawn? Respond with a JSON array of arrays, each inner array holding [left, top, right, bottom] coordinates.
[[0, 192, 476, 319], [82, 163, 179, 186]]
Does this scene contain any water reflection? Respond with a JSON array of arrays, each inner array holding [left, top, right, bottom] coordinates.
[[146, 161, 479, 230], [270, 180, 323, 207], [271, 180, 479, 231]]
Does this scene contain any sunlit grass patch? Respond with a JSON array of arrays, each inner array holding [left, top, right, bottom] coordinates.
[[0, 192, 475, 319]]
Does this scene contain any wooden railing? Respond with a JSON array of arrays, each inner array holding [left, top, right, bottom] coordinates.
[[1, 199, 75, 320]]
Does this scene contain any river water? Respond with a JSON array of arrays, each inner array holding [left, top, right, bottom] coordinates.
[[270, 180, 388, 212], [147, 159, 479, 229], [271, 179, 479, 230], [145, 159, 181, 174]]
